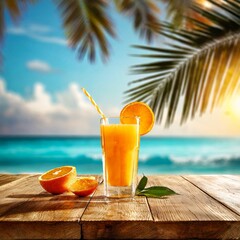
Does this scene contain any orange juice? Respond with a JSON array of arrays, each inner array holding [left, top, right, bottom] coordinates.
[[101, 123, 140, 187]]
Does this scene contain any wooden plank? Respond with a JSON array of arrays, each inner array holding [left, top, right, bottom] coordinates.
[[184, 175, 240, 215], [82, 175, 240, 239], [224, 174, 240, 181], [81, 221, 240, 239], [0, 174, 28, 187], [147, 175, 240, 221], [81, 180, 153, 239], [0, 175, 91, 219], [81, 179, 152, 221], [142, 175, 240, 239], [0, 175, 35, 197], [0, 175, 38, 216], [1, 174, 240, 239], [0, 221, 80, 240], [0, 175, 92, 239]]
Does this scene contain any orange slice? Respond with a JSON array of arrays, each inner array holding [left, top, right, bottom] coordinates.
[[39, 166, 77, 194], [69, 177, 98, 197], [120, 102, 155, 135]]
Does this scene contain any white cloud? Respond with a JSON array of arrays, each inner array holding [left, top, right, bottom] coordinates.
[[28, 24, 51, 33], [30, 34, 66, 45], [0, 78, 239, 136], [0, 78, 5, 93], [7, 25, 67, 46], [7, 27, 26, 35], [0, 79, 104, 135], [26, 60, 53, 73], [26, 83, 67, 114]]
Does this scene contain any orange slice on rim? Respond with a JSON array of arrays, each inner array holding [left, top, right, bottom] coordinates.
[[39, 166, 77, 194], [120, 102, 155, 135], [69, 177, 98, 197]]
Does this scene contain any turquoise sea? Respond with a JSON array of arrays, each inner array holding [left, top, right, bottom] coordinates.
[[0, 137, 240, 174]]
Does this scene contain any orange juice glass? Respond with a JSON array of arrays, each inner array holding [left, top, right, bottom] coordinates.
[[100, 117, 140, 198]]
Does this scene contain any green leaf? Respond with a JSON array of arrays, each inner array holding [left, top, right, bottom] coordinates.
[[137, 186, 177, 198], [135, 176, 177, 198], [136, 175, 148, 193]]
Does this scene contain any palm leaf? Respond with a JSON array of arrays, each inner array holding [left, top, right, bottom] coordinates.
[[0, 0, 36, 65], [55, 0, 115, 62], [114, 0, 160, 42], [162, 0, 213, 29], [162, 0, 193, 27], [126, 0, 240, 126], [0, 0, 36, 42]]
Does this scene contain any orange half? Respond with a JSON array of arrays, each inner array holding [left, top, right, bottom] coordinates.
[[39, 166, 77, 194], [69, 177, 98, 197], [120, 102, 155, 135]]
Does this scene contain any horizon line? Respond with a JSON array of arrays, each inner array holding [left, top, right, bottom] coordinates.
[[0, 135, 239, 139]]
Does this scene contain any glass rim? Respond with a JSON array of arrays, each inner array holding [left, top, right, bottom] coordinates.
[[100, 116, 140, 120]]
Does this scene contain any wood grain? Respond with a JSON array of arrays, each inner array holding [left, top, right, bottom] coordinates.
[[0, 175, 91, 239], [147, 175, 239, 221], [82, 221, 240, 239], [142, 175, 240, 239], [81, 180, 152, 221], [0, 174, 240, 239], [184, 175, 240, 215], [81, 180, 153, 239], [0, 221, 80, 239], [0, 175, 39, 216], [0, 174, 28, 187], [224, 174, 240, 181]]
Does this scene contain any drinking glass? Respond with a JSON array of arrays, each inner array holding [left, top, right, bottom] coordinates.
[[100, 117, 140, 198]]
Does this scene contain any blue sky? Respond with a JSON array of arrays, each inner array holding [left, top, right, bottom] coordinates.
[[3, 0, 149, 107], [1, 0, 240, 136]]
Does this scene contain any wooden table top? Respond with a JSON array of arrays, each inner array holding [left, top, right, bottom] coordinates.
[[0, 174, 239, 239]]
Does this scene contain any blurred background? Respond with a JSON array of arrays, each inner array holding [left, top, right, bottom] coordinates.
[[0, 0, 240, 174]]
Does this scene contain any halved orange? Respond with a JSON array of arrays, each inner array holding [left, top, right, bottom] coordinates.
[[39, 166, 77, 194], [69, 177, 98, 197], [120, 102, 155, 135]]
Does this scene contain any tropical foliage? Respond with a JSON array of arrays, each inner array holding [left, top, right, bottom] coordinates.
[[125, 0, 240, 126], [56, 0, 116, 62], [51, 0, 173, 61], [1, 0, 204, 62], [0, 0, 164, 62], [0, 0, 36, 42], [0, 0, 37, 64], [163, 0, 212, 28], [114, 0, 160, 42], [1, 0, 240, 128]]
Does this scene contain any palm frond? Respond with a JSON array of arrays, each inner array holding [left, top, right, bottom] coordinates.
[[162, 0, 193, 27], [126, 0, 240, 126], [0, 0, 36, 66], [0, 0, 36, 43], [162, 0, 213, 29], [55, 0, 115, 62], [114, 0, 160, 42]]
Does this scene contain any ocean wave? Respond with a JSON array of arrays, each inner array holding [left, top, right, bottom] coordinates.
[[139, 155, 173, 165], [1, 153, 240, 174], [2, 153, 240, 167], [170, 154, 240, 165], [140, 154, 240, 167]]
